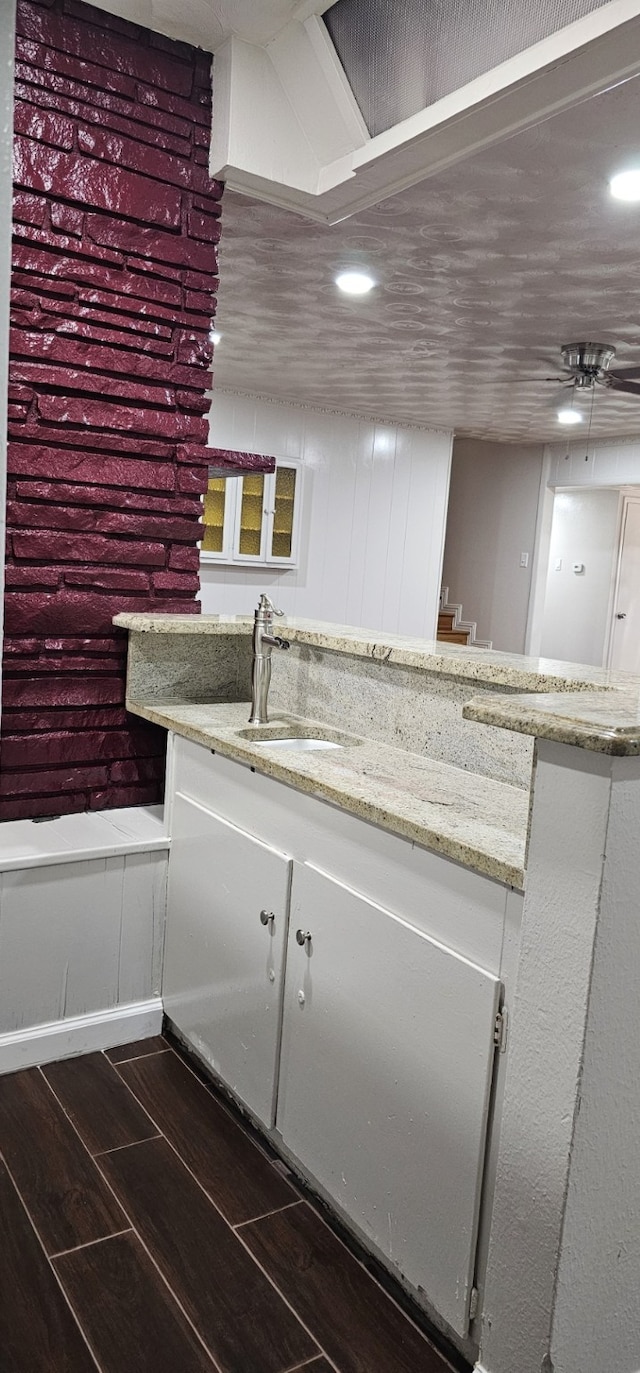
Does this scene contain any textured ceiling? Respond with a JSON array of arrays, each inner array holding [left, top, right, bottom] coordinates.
[[213, 74, 640, 444], [86, 0, 320, 52]]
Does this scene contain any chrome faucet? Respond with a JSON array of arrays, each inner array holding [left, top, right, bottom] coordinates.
[[249, 594, 290, 724]]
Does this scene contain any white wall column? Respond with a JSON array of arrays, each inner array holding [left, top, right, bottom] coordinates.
[[0, 0, 15, 708], [479, 738, 640, 1373]]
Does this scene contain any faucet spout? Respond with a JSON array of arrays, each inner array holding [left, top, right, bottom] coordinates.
[[260, 635, 290, 650], [248, 595, 290, 725]]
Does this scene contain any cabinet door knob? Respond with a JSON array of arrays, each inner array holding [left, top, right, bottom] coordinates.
[[260, 909, 275, 928], [296, 929, 312, 947]]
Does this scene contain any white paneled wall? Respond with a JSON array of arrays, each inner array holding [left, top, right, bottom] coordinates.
[[0, 809, 169, 1073], [547, 433, 640, 487], [201, 391, 453, 636]]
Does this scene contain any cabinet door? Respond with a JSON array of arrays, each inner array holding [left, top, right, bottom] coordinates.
[[233, 471, 268, 562], [164, 794, 291, 1128], [265, 462, 301, 566], [278, 863, 501, 1337], [200, 474, 239, 563]]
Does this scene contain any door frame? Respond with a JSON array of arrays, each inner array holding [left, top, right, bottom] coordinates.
[[605, 490, 640, 670]]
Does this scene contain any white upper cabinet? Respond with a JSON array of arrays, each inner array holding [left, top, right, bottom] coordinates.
[[200, 460, 302, 567]]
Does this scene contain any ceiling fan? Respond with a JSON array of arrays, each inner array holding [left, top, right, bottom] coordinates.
[[537, 342, 640, 397]]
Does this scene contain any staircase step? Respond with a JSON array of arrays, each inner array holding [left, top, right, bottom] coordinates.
[[437, 611, 456, 632], [437, 629, 472, 645]]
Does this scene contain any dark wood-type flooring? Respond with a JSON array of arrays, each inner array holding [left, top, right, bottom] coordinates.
[[0, 1034, 458, 1373]]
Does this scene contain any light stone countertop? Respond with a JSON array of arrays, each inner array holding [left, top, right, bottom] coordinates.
[[464, 688, 640, 755], [128, 698, 529, 889], [113, 612, 629, 693]]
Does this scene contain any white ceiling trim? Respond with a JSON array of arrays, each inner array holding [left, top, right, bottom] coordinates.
[[213, 388, 454, 437], [211, 0, 640, 223]]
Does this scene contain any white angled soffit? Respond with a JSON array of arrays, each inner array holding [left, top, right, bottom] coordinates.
[[211, 0, 640, 223]]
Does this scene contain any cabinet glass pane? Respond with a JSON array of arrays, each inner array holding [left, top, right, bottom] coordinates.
[[238, 473, 265, 556], [271, 466, 297, 559], [202, 477, 226, 554]]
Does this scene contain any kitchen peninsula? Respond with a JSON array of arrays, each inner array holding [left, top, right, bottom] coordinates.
[[115, 611, 640, 1373]]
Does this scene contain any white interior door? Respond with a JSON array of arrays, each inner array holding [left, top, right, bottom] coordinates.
[[164, 794, 291, 1127], [277, 862, 501, 1337], [610, 499, 640, 673]]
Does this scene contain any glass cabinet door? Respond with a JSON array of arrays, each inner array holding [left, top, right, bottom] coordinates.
[[201, 476, 229, 557], [236, 472, 267, 560], [200, 461, 302, 566], [269, 464, 297, 561]]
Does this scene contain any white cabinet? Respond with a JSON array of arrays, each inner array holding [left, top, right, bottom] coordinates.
[[201, 460, 302, 567], [277, 862, 501, 1338], [163, 793, 292, 1128], [164, 737, 512, 1340]]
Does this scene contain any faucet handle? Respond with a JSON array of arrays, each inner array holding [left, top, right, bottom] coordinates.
[[258, 593, 284, 617]]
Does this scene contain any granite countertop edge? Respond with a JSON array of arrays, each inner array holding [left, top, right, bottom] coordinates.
[[464, 690, 640, 756], [128, 697, 527, 891], [113, 613, 630, 697]]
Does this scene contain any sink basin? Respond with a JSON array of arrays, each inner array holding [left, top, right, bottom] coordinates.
[[252, 737, 344, 752]]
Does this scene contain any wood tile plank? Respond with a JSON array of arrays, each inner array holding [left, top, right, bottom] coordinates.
[[0, 1068, 125, 1254], [43, 1053, 159, 1155], [241, 1203, 449, 1373], [54, 1231, 215, 1373], [291, 1362, 335, 1372], [0, 1162, 97, 1372], [117, 1050, 297, 1224], [100, 1136, 318, 1373], [106, 1038, 169, 1064]]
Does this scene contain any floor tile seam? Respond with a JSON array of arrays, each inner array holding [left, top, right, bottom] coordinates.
[[164, 1031, 287, 1173], [0, 1150, 105, 1373], [229, 1207, 338, 1370], [234, 1198, 304, 1229], [93, 1123, 327, 1370], [91, 1147, 222, 1373], [283, 1357, 339, 1372], [103, 1046, 171, 1065], [40, 1059, 162, 1154], [50, 1227, 135, 1260], [279, 1189, 454, 1370], [110, 1059, 296, 1237], [160, 1045, 453, 1371], [34, 1070, 137, 1240], [93, 1130, 163, 1157]]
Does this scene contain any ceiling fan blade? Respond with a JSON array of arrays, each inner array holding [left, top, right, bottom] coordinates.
[[607, 375, 640, 397], [488, 376, 568, 384], [609, 366, 640, 381]]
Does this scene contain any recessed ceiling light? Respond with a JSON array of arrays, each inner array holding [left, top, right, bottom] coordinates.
[[557, 407, 583, 425], [610, 169, 640, 201], [209, 329, 221, 345], [335, 271, 376, 296]]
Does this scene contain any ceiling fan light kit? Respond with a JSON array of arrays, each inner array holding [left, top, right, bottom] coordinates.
[[552, 342, 640, 397]]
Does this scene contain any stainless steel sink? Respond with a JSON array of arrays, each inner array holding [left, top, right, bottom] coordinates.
[[251, 737, 344, 752]]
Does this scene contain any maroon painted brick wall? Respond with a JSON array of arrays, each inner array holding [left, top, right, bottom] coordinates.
[[3, 0, 221, 819]]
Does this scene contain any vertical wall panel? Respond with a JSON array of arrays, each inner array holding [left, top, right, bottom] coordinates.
[[202, 391, 453, 634], [0, 857, 124, 1029]]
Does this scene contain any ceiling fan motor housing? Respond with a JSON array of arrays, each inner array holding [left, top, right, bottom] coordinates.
[[561, 341, 616, 378]]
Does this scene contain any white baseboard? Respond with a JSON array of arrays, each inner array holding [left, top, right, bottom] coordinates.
[[0, 997, 163, 1075]]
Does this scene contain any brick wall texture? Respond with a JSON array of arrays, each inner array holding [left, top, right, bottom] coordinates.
[[4, 0, 221, 819]]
